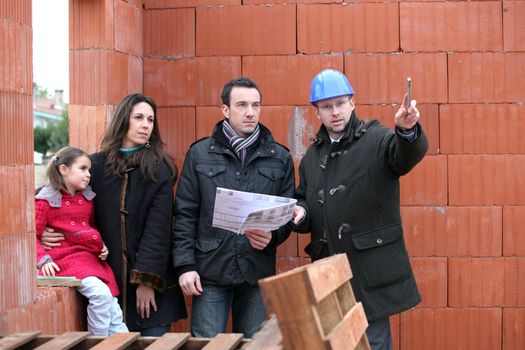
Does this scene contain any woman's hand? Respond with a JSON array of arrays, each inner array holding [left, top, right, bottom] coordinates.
[[99, 244, 108, 260], [136, 284, 157, 319], [41, 227, 65, 249]]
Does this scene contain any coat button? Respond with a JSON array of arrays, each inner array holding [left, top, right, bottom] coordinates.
[[78, 199, 83, 204], [70, 221, 76, 226], [81, 222, 87, 226], [208, 171, 213, 176], [376, 238, 383, 244], [93, 235, 98, 240], [65, 201, 70, 206]]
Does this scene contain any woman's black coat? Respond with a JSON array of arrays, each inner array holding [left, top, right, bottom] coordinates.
[[91, 152, 186, 331]]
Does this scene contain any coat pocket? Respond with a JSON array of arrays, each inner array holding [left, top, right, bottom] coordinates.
[[196, 164, 227, 178], [257, 167, 285, 181], [351, 224, 409, 290], [255, 166, 286, 194]]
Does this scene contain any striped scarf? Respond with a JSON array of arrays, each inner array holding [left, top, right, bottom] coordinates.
[[222, 120, 260, 164]]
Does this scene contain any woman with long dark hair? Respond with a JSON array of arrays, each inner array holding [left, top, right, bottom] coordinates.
[[90, 93, 186, 335]]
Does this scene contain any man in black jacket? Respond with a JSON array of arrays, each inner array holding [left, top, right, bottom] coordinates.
[[292, 69, 428, 350], [173, 77, 295, 338]]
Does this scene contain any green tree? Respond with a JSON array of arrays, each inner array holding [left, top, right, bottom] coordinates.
[[34, 126, 52, 156], [48, 111, 69, 152]]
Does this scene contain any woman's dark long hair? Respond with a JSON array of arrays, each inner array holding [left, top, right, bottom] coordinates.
[[100, 93, 176, 182]]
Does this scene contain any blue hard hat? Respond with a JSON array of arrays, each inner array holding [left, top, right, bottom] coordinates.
[[309, 69, 354, 104]]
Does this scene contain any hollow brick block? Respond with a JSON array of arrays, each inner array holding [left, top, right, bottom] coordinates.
[[402, 206, 502, 257], [156, 107, 196, 161], [196, 5, 296, 56], [69, 104, 115, 153], [503, 206, 525, 257], [410, 258, 447, 308], [145, 0, 239, 8], [69, 0, 113, 49], [503, 308, 525, 350], [345, 53, 447, 104], [144, 8, 194, 59], [400, 155, 447, 206], [449, 257, 525, 307], [440, 104, 525, 154], [448, 52, 525, 103], [114, 0, 143, 56], [449, 155, 525, 205], [0, 0, 31, 24], [0, 92, 33, 165], [70, 50, 142, 105], [400, 2, 502, 52], [401, 308, 502, 350], [298, 3, 399, 54], [503, 1, 525, 52], [0, 234, 36, 314], [0, 20, 32, 94]]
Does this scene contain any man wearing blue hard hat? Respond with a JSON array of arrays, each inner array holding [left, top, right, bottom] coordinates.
[[292, 69, 427, 350]]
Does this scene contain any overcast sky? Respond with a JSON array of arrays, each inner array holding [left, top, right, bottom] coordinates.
[[32, 0, 69, 102]]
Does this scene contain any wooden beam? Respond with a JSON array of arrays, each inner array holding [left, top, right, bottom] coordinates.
[[0, 331, 41, 350], [325, 303, 369, 350], [306, 254, 352, 303], [89, 332, 140, 350], [201, 333, 244, 350], [34, 331, 89, 350], [144, 332, 191, 350], [37, 276, 82, 287]]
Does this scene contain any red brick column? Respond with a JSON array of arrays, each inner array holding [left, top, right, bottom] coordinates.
[[69, 0, 143, 152], [0, 0, 37, 334]]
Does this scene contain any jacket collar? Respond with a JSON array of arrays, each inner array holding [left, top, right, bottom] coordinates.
[[36, 184, 96, 208]]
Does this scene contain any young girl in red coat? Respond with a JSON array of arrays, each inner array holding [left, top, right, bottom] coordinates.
[[35, 146, 128, 336]]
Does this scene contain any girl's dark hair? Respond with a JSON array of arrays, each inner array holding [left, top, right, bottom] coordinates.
[[100, 93, 176, 182], [46, 147, 90, 192]]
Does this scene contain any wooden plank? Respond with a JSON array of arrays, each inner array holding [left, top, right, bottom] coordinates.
[[306, 254, 353, 303], [89, 332, 140, 350], [335, 282, 356, 315], [313, 292, 343, 337], [37, 276, 82, 287], [0, 331, 41, 350], [325, 302, 369, 350], [34, 332, 89, 350], [201, 333, 244, 350], [144, 332, 191, 350], [241, 316, 282, 350]]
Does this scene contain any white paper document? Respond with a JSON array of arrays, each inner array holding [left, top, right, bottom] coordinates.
[[212, 187, 297, 234]]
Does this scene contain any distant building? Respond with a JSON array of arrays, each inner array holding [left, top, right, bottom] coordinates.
[[33, 89, 66, 128]]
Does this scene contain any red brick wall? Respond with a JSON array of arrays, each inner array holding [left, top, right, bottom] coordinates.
[[66, 0, 525, 348]]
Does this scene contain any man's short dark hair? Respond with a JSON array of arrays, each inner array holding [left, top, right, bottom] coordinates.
[[221, 77, 262, 107]]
